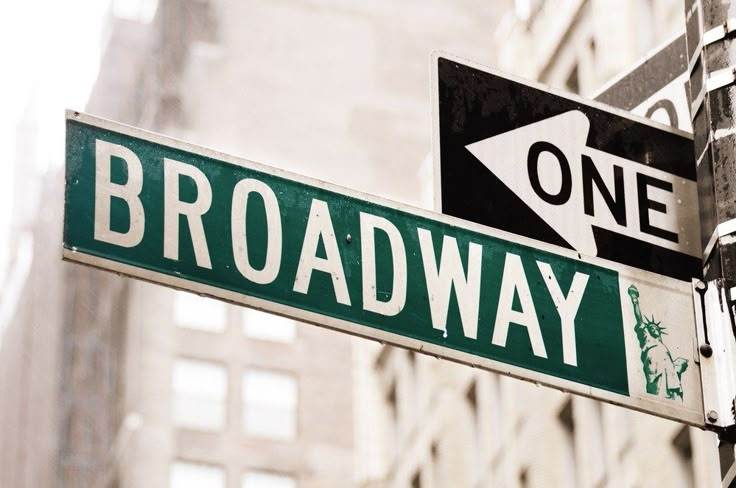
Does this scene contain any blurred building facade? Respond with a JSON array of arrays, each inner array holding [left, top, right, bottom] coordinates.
[[358, 1, 722, 487], [0, 0, 510, 487], [0, 1, 723, 488], [1, 1, 354, 487]]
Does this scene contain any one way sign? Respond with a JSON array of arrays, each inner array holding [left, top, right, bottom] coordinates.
[[431, 52, 701, 281]]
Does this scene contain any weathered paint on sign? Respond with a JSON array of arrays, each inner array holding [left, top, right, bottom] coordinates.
[[64, 111, 705, 426], [433, 52, 700, 282]]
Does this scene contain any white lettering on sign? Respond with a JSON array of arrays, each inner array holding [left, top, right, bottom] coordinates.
[[90, 138, 597, 367], [231, 178, 282, 284], [94, 140, 145, 247], [163, 158, 213, 269], [417, 229, 482, 340], [360, 213, 407, 316], [465, 110, 700, 258], [492, 253, 548, 359], [537, 262, 589, 366], [293, 199, 351, 306]]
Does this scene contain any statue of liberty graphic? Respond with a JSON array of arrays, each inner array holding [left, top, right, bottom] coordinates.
[[627, 285, 688, 401]]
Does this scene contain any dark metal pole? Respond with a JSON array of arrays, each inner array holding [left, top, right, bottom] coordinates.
[[683, 0, 736, 484]]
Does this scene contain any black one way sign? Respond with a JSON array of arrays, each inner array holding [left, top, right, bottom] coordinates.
[[431, 52, 700, 281]]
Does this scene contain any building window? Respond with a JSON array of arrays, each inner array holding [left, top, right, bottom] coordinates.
[[430, 443, 440, 486], [243, 370, 297, 439], [173, 291, 227, 333], [589, 402, 607, 487], [558, 398, 574, 432], [466, 379, 482, 477], [172, 358, 227, 430], [672, 426, 695, 488], [243, 472, 296, 488], [558, 398, 577, 488], [488, 375, 503, 454], [242, 309, 296, 343], [170, 461, 224, 488], [565, 64, 580, 94], [386, 380, 398, 437], [466, 380, 478, 423], [519, 468, 529, 488], [411, 470, 422, 488]]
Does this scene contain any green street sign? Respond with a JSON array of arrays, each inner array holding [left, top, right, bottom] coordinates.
[[64, 111, 705, 426]]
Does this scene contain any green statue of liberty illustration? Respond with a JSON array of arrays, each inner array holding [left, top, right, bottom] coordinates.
[[627, 285, 688, 401]]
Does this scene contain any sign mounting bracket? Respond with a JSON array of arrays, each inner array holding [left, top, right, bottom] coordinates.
[[694, 279, 736, 431]]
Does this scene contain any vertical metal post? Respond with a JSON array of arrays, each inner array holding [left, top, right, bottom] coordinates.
[[683, 0, 736, 484]]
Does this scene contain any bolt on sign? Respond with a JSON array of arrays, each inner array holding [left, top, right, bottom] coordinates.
[[64, 111, 705, 426]]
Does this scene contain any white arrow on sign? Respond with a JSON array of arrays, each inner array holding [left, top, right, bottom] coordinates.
[[465, 111, 700, 258]]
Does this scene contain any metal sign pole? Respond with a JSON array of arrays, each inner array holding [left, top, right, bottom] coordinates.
[[682, 0, 736, 484]]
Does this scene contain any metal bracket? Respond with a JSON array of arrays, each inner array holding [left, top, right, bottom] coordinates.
[[703, 218, 736, 265], [707, 66, 736, 93], [694, 279, 736, 430], [691, 64, 736, 117], [703, 18, 736, 47], [688, 19, 736, 116], [713, 126, 736, 142]]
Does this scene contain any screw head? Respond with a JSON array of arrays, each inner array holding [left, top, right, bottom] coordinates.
[[707, 410, 719, 423], [700, 343, 714, 358], [346, 234, 352, 243]]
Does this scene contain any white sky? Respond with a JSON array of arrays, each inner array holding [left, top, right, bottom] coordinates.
[[0, 0, 112, 227], [0, 0, 110, 151], [0, 0, 119, 343]]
